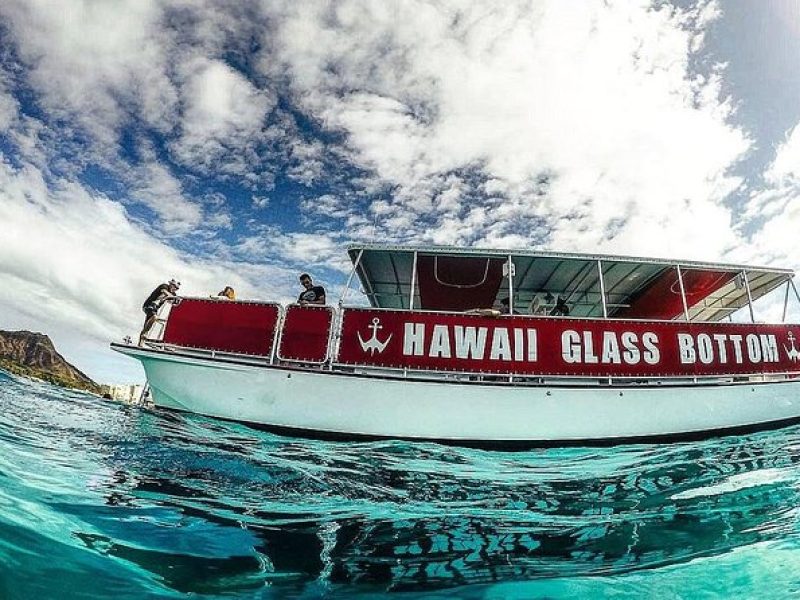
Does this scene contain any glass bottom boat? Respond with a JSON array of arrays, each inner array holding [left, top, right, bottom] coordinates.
[[112, 244, 800, 446]]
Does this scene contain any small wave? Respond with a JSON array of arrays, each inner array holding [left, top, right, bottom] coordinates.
[[670, 468, 793, 500], [2, 373, 800, 598]]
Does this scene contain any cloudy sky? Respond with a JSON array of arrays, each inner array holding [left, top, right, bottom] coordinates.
[[1, 0, 800, 383]]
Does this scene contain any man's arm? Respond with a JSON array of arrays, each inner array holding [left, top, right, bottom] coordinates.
[[156, 290, 179, 306], [310, 287, 326, 305]]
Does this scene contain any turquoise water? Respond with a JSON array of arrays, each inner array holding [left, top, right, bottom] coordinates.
[[2, 371, 800, 599]]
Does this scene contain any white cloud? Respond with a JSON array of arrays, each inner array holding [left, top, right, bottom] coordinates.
[[4, 0, 800, 382], [131, 159, 204, 234], [286, 138, 327, 185], [0, 160, 182, 336], [234, 230, 345, 270], [0, 157, 291, 381], [0, 0, 751, 264], [0, 1, 282, 186], [3, 0, 750, 262], [300, 194, 351, 219], [170, 58, 274, 172], [0, 0, 177, 147], [738, 123, 800, 269], [0, 83, 19, 132], [264, 0, 748, 259], [765, 124, 800, 185]]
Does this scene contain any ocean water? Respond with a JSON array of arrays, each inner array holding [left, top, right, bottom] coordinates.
[[2, 371, 800, 599]]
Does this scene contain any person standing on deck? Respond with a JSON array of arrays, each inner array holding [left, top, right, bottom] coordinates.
[[298, 273, 326, 305], [139, 279, 180, 345]]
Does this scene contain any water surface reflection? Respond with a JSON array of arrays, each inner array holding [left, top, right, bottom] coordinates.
[[1, 372, 799, 598]]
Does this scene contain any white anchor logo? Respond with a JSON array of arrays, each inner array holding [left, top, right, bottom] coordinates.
[[358, 317, 393, 355], [785, 331, 800, 363]]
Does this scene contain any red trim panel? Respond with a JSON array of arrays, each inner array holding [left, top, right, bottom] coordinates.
[[417, 255, 505, 311], [617, 269, 736, 320], [163, 298, 279, 356], [337, 308, 800, 377], [278, 305, 334, 363]]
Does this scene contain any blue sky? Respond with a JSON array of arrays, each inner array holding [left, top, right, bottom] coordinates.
[[1, 1, 800, 383]]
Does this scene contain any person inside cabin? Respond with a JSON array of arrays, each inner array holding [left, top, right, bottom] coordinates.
[[298, 273, 326, 305], [498, 297, 510, 314], [139, 279, 180, 345], [216, 286, 236, 300], [550, 295, 570, 317], [529, 294, 549, 315]]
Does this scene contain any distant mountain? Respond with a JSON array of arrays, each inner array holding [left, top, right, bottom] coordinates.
[[0, 330, 101, 394]]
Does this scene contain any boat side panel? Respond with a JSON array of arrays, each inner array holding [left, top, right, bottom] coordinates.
[[136, 351, 800, 442]]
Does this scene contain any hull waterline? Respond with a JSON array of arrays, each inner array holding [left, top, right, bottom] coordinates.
[[113, 344, 800, 446]]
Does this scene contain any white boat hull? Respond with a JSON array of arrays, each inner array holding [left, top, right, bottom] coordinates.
[[115, 345, 800, 445]]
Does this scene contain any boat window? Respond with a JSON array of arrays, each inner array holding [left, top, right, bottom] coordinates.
[[511, 257, 606, 317]]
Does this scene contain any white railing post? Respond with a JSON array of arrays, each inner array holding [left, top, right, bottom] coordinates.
[[783, 279, 791, 323], [327, 306, 340, 370], [339, 249, 364, 307], [507, 255, 514, 314], [409, 250, 418, 310], [597, 260, 608, 318], [742, 270, 755, 323], [272, 304, 285, 365], [676, 265, 690, 321]]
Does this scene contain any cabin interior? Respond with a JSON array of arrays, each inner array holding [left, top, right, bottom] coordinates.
[[347, 245, 795, 323]]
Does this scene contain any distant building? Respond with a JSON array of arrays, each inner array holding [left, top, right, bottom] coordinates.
[[102, 384, 147, 404]]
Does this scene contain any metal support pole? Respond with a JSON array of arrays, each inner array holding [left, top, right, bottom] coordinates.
[[508, 255, 514, 314], [597, 260, 608, 318], [742, 270, 755, 323], [326, 306, 339, 370], [783, 279, 791, 323], [333, 250, 362, 370], [792, 278, 800, 305], [409, 251, 418, 310], [676, 265, 690, 322], [338, 249, 364, 307]]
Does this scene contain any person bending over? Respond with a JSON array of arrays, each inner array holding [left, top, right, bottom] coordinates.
[[298, 273, 326, 306], [139, 279, 180, 345]]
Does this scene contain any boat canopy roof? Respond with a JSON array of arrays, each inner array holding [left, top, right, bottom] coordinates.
[[346, 244, 794, 322]]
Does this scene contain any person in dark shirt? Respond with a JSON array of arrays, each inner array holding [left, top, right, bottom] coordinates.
[[139, 279, 180, 345], [550, 295, 570, 316], [298, 273, 326, 306]]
